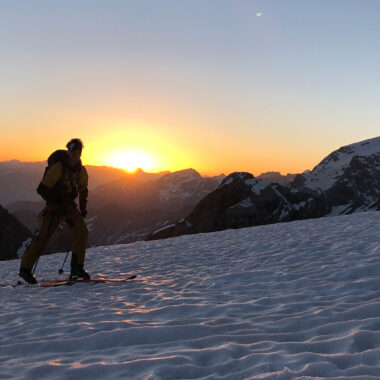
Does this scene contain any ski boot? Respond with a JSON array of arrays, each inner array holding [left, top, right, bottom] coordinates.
[[70, 254, 90, 280], [19, 267, 37, 284]]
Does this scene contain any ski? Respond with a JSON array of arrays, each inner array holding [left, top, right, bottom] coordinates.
[[0, 275, 137, 288], [39, 275, 137, 287], [0, 280, 24, 288]]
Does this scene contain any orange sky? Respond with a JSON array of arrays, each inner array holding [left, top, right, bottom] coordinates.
[[0, 96, 375, 176], [0, 114, 354, 176]]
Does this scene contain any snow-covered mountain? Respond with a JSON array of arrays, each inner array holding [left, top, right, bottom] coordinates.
[[1, 211, 379, 378], [148, 137, 379, 240], [290, 136, 380, 213], [88, 169, 224, 246], [147, 172, 329, 240], [154, 169, 226, 209]]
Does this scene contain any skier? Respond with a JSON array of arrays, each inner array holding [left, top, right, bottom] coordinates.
[[19, 138, 90, 284]]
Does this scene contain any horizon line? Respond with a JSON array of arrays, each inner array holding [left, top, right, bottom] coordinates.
[[0, 158, 301, 177]]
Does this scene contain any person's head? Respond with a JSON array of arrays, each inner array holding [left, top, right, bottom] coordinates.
[[66, 138, 83, 164]]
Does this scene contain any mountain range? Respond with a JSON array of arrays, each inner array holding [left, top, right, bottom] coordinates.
[[86, 169, 224, 246], [4, 169, 296, 251], [1, 136, 378, 260], [0, 160, 169, 205], [148, 136, 380, 240], [1, 168, 225, 259]]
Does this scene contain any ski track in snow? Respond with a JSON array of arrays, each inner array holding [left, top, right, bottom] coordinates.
[[1, 211, 380, 379]]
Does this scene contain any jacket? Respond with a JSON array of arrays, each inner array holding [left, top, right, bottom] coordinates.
[[37, 161, 88, 212]]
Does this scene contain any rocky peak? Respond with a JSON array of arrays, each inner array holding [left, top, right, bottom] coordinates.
[[157, 169, 202, 185], [147, 170, 330, 241], [289, 136, 380, 213], [0, 205, 31, 260]]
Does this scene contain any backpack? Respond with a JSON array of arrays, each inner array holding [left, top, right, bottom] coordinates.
[[42, 150, 82, 201], [42, 150, 68, 178]]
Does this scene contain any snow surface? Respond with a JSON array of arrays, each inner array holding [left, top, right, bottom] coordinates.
[[246, 178, 269, 195], [1, 211, 380, 379]]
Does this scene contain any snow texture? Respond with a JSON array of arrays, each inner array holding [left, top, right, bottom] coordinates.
[[245, 178, 270, 195], [1, 211, 380, 379], [303, 137, 380, 191]]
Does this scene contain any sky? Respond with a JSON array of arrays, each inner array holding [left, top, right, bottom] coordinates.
[[0, 0, 379, 175]]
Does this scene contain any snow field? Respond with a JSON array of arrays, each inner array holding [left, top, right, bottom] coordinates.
[[0, 211, 380, 379]]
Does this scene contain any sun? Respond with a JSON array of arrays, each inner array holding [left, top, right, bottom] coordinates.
[[108, 150, 154, 172]]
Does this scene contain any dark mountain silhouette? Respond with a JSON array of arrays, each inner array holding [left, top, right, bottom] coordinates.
[[0, 204, 31, 260], [147, 137, 380, 241], [147, 172, 329, 240]]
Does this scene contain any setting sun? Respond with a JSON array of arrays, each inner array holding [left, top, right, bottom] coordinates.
[[108, 150, 155, 172]]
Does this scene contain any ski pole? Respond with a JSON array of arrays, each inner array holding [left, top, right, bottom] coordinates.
[[58, 250, 70, 275], [58, 225, 72, 275]]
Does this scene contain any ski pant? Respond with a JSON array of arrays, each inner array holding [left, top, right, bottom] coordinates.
[[20, 207, 88, 271]]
